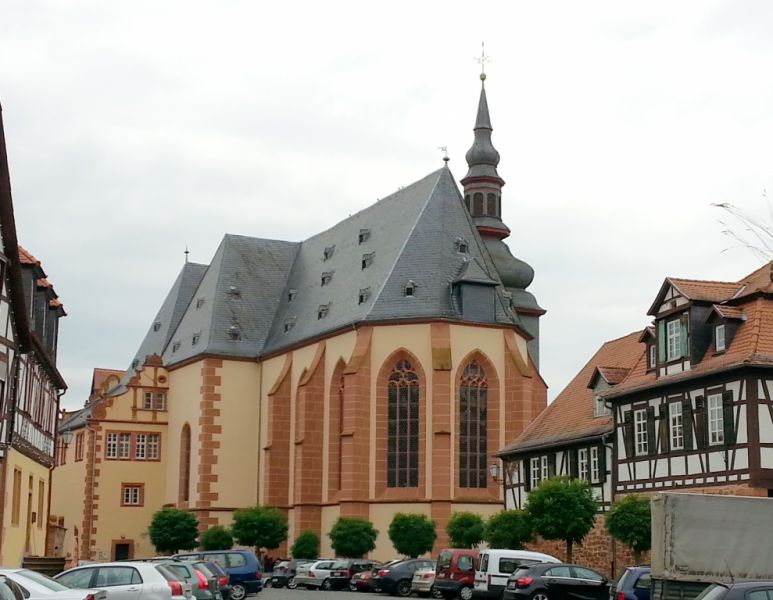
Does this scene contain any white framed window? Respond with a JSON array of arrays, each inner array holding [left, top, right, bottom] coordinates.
[[530, 457, 541, 487], [716, 324, 726, 351], [122, 485, 143, 506], [154, 392, 166, 410], [135, 434, 147, 459], [578, 448, 589, 480], [666, 319, 682, 361], [147, 434, 160, 459], [594, 396, 611, 417], [590, 447, 600, 483], [634, 409, 648, 456], [708, 393, 724, 445], [670, 402, 684, 450], [540, 455, 549, 481], [106, 433, 118, 459], [143, 392, 153, 410], [649, 345, 657, 368], [118, 433, 131, 459]]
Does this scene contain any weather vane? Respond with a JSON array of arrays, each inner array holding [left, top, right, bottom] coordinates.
[[475, 41, 491, 80], [438, 146, 449, 164]]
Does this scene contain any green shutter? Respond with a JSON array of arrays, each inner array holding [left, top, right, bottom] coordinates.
[[647, 406, 657, 456], [623, 411, 635, 458], [658, 320, 666, 362], [659, 403, 670, 453], [597, 445, 607, 483], [523, 458, 531, 491], [695, 395, 707, 449], [680, 312, 690, 358], [682, 398, 694, 450], [722, 391, 736, 445], [548, 453, 556, 478], [569, 449, 579, 479]]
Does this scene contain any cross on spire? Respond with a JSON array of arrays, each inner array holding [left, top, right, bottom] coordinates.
[[475, 41, 491, 81]]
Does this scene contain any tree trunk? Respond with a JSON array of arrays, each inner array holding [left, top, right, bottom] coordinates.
[[566, 540, 573, 563]]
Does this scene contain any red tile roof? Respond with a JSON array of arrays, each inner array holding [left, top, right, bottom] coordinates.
[[498, 331, 645, 454], [710, 305, 745, 321], [19, 245, 64, 311], [90, 368, 124, 395], [669, 278, 741, 303], [17, 245, 40, 265]]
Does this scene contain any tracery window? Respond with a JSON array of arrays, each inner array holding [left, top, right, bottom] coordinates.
[[459, 360, 487, 488], [387, 359, 419, 487]]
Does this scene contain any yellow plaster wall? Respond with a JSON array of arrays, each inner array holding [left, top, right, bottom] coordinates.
[[369, 502, 432, 561], [319, 504, 341, 558], [1, 449, 51, 566], [166, 361, 204, 506], [215, 360, 261, 508], [50, 435, 89, 563], [258, 354, 286, 506]]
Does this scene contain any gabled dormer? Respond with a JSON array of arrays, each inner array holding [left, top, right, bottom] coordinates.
[[638, 327, 656, 371], [706, 305, 745, 353], [588, 366, 630, 417]]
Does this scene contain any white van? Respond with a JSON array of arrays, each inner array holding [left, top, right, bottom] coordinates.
[[473, 549, 559, 599]]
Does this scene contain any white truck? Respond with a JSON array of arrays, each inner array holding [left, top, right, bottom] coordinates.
[[650, 492, 773, 600]]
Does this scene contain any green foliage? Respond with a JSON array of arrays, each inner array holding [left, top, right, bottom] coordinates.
[[291, 529, 320, 559], [605, 495, 651, 562], [329, 517, 378, 558], [446, 512, 485, 549], [483, 510, 533, 550], [199, 526, 233, 551], [388, 513, 437, 558], [525, 477, 597, 562], [231, 506, 288, 550], [149, 507, 199, 554]]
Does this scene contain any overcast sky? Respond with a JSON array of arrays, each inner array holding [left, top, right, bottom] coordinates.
[[1, 0, 771, 410]]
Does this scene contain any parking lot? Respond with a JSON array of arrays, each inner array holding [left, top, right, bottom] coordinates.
[[260, 590, 387, 600]]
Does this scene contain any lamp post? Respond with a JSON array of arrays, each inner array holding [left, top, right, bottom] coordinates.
[[60, 431, 74, 446], [488, 462, 501, 482]]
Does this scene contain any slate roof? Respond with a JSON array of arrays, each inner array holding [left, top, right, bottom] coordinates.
[[497, 331, 645, 455]]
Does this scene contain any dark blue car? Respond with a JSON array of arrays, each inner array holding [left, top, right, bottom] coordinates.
[[174, 550, 262, 599], [610, 566, 651, 600]]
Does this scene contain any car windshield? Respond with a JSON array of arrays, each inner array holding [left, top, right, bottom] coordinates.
[[695, 585, 729, 600], [437, 552, 453, 570], [156, 565, 185, 582], [16, 571, 70, 592]]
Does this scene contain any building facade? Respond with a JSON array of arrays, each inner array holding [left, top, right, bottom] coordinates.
[[0, 105, 67, 566], [52, 76, 548, 561]]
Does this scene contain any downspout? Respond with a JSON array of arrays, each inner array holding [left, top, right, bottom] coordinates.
[[603, 396, 617, 578], [85, 420, 97, 562], [45, 387, 66, 558]]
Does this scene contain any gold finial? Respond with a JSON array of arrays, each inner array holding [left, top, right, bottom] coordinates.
[[476, 41, 491, 81]]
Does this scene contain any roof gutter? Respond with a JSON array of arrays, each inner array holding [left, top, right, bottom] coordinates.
[[495, 429, 611, 458]]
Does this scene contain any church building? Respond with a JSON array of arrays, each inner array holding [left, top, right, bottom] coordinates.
[[52, 74, 547, 561]]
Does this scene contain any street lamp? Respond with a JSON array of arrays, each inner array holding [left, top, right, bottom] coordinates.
[[60, 431, 74, 445], [488, 462, 501, 482]]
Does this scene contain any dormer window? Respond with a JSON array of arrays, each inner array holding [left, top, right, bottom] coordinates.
[[455, 238, 469, 254], [288, 289, 297, 302], [131, 359, 139, 370], [666, 317, 682, 361], [153, 321, 161, 332], [361, 253, 374, 269], [323, 245, 335, 261], [648, 345, 656, 369], [358, 287, 371, 304], [228, 325, 241, 341], [192, 332, 201, 346], [404, 281, 416, 297], [716, 324, 726, 351], [317, 304, 330, 319], [321, 272, 333, 286], [196, 298, 205, 309], [228, 286, 241, 299], [284, 317, 296, 332], [172, 342, 181, 353], [359, 229, 371, 244]]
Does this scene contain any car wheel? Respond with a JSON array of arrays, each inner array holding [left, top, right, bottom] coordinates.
[[459, 586, 473, 600], [530, 590, 550, 600], [349, 581, 359, 592], [287, 577, 298, 590], [395, 579, 413, 597], [230, 584, 246, 600], [322, 579, 333, 591], [431, 586, 443, 599]]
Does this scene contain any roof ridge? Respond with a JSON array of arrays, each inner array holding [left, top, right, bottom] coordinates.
[[668, 276, 738, 285], [737, 260, 773, 284]]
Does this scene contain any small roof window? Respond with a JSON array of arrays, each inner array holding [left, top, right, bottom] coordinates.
[[323, 245, 335, 261], [359, 287, 371, 304], [318, 304, 330, 319], [404, 280, 416, 297], [192, 332, 201, 346], [288, 289, 297, 302], [455, 238, 469, 254], [284, 317, 296, 332], [196, 297, 205, 309], [227, 286, 241, 299], [152, 321, 162, 332], [359, 229, 371, 244], [228, 325, 241, 341], [131, 359, 139, 370], [172, 342, 181, 353], [361, 252, 375, 269], [321, 271, 334, 286]]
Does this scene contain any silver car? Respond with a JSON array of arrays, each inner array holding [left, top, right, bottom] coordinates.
[[0, 569, 105, 600], [55, 562, 192, 600], [293, 559, 337, 590]]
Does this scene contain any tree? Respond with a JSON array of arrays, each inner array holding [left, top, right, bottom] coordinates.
[[446, 512, 485, 549], [484, 510, 533, 550], [231, 506, 288, 551], [605, 495, 651, 563], [525, 477, 597, 562], [149, 507, 198, 554], [714, 199, 773, 261], [329, 517, 378, 558], [199, 525, 233, 551], [388, 513, 437, 558], [291, 529, 320, 559]]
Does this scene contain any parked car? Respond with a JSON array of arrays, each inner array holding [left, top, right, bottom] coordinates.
[[503, 563, 610, 600], [0, 569, 106, 600], [200, 561, 232, 600], [411, 565, 437, 597], [695, 582, 773, 600], [373, 559, 435, 597], [55, 562, 192, 600], [269, 560, 314, 589], [0, 576, 23, 600], [474, 549, 560, 599], [610, 567, 651, 600], [173, 550, 262, 599], [433, 548, 478, 600], [293, 559, 337, 590], [327, 560, 381, 591], [157, 560, 221, 600]]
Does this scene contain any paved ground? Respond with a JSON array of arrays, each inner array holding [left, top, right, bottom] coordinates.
[[257, 589, 388, 600]]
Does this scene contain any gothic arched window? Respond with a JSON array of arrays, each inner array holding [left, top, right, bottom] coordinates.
[[473, 193, 484, 215], [387, 359, 420, 488], [460, 361, 487, 488], [486, 193, 497, 215], [179, 423, 191, 502]]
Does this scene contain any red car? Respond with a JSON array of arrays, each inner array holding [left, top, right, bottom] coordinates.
[[433, 548, 479, 600]]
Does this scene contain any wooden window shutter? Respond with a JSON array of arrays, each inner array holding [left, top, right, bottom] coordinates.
[[657, 320, 666, 362], [659, 403, 670, 453], [682, 398, 693, 450], [598, 445, 607, 482], [694, 395, 707, 449], [548, 453, 556, 478], [569, 449, 579, 479], [623, 411, 635, 458], [680, 312, 690, 359], [722, 390, 735, 445], [647, 406, 657, 455], [523, 458, 531, 491]]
